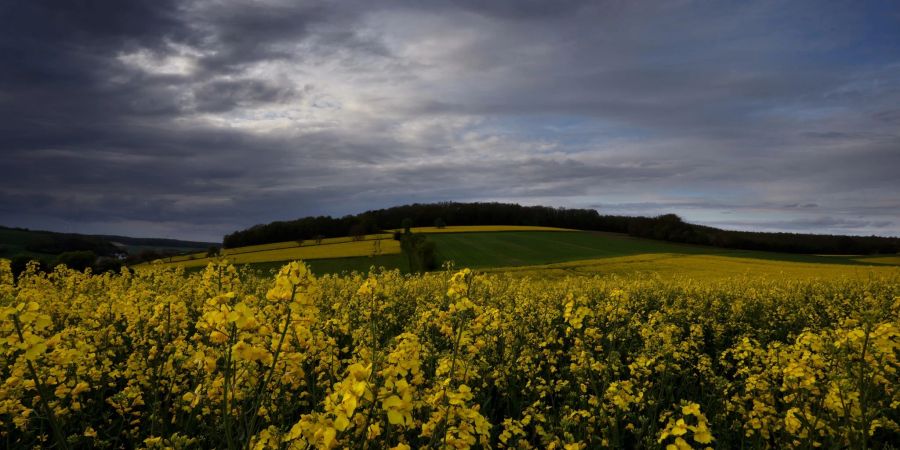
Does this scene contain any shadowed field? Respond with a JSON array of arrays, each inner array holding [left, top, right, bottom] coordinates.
[[189, 229, 900, 278]]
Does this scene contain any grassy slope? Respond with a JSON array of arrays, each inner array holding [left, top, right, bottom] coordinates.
[[0, 227, 213, 259], [428, 231, 883, 268], [152, 229, 900, 278], [429, 231, 899, 278], [431, 231, 681, 268], [0, 228, 57, 259], [221, 231, 900, 278], [157, 228, 568, 273]]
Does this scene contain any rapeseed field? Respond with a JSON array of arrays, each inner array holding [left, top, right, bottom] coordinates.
[[151, 238, 400, 269], [0, 259, 897, 449]]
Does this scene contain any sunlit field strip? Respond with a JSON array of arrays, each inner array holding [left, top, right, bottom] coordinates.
[[485, 253, 900, 280], [145, 239, 400, 269], [223, 234, 394, 255], [157, 234, 395, 263]]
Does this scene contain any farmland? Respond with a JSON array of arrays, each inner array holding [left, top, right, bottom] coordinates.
[[144, 227, 900, 279], [0, 226, 216, 265], [145, 236, 399, 269], [8, 1, 900, 448], [2, 226, 899, 449], [427, 231, 900, 279], [1, 260, 897, 449]]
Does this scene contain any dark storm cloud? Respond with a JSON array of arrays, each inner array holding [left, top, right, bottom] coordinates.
[[191, 79, 301, 113], [1, 0, 899, 240]]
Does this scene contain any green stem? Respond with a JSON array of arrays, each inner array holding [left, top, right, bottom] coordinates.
[[223, 323, 237, 450], [12, 314, 69, 450], [244, 288, 296, 448], [857, 324, 871, 449], [429, 317, 466, 449]]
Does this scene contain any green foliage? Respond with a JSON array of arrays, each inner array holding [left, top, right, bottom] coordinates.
[[93, 257, 124, 274], [54, 251, 96, 272], [25, 234, 119, 256], [400, 233, 439, 273], [401, 218, 413, 234], [349, 223, 366, 241]]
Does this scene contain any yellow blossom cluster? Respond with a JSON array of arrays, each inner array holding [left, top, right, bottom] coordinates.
[[0, 258, 897, 449]]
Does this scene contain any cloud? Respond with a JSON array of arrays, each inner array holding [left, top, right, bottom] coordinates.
[[1, 0, 899, 240], [710, 216, 896, 234]]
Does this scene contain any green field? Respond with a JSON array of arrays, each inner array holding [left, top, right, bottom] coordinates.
[[0, 228, 52, 259], [219, 230, 899, 278], [429, 231, 890, 267], [0, 226, 212, 260], [431, 231, 696, 268]]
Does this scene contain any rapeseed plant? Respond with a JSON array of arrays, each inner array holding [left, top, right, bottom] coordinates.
[[0, 258, 897, 448]]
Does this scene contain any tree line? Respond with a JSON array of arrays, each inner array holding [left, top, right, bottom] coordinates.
[[23, 232, 122, 256], [624, 214, 900, 254], [222, 202, 900, 255], [0, 226, 222, 277]]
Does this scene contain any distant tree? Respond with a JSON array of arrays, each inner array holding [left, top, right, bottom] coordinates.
[[400, 233, 439, 273], [55, 251, 96, 272], [349, 223, 366, 241], [93, 257, 124, 274], [418, 240, 438, 271], [25, 234, 119, 256], [207, 246, 220, 257], [400, 234, 418, 272], [129, 249, 161, 264], [315, 235, 323, 245], [434, 217, 447, 229], [401, 218, 413, 234]]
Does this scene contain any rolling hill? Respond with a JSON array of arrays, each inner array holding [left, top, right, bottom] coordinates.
[[144, 226, 900, 278], [0, 225, 218, 260], [146, 234, 399, 269]]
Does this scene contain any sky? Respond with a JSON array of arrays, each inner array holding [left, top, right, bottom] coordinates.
[[1, 0, 899, 242]]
